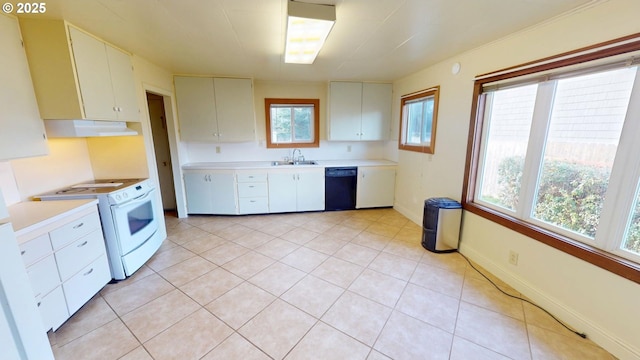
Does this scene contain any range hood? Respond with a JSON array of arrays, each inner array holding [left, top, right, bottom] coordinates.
[[44, 120, 138, 138]]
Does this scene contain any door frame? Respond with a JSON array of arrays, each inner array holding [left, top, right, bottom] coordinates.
[[141, 83, 187, 218]]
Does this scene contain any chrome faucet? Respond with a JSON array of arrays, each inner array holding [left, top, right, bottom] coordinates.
[[292, 148, 303, 163]]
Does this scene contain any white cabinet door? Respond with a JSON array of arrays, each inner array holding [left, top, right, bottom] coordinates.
[[0, 15, 48, 161], [209, 172, 237, 215], [214, 78, 255, 142], [296, 169, 325, 212], [356, 166, 396, 208], [268, 170, 297, 213], [69, 27, 116, 120], [184, 171, 237, 214], [329, 82, 363, 141], [0, 223, 54, 360], [361, 83, 392, 141], [184, 171, 214, 213], [106, 44, 139, 121], [175, 76, 218, 141]]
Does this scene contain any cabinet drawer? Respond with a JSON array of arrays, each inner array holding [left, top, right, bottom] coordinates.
[[36, 286, 68, 332], [63, 255, 110, 315], [237, 182, 268, 197], [50, 211, 101, 250], [237, 173, 267, 182], [55, 229, 106, 281], [26, 255, 60, 299], [238, 197, 269, 214], [19, 233, 52, 267]]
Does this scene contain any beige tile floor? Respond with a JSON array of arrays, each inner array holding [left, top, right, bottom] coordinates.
[[48, 209, 616, 360]]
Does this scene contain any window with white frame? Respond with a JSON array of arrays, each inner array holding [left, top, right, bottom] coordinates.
[[464, 38, 640, 279], [265, 98, 319, 148]]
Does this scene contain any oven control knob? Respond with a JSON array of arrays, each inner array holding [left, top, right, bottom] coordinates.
[[123, 193, 128, 198], [116, 194, 122, 201]]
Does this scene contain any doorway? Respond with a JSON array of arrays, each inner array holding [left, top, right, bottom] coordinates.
[[146, 92, 176, 211]]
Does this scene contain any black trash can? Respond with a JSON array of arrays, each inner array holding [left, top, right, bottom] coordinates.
[[422, 198, 462, 253]]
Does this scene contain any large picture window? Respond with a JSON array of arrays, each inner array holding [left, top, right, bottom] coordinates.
[[399, 87, 439, 154], [464, 35, 640, 283], [265, 98, 319, 148]]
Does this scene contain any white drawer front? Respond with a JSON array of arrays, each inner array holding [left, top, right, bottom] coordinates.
[[237, 182, 268, 197], [36, 286, 68, 332], [26, 255, 60, 299], [19, 233, 52, 267], [238, 197, 269, 214], [237, 173, 267, 182], [50, 211, 101, 250], [55, 229, 106, 281], [63, 255, 110, 315]]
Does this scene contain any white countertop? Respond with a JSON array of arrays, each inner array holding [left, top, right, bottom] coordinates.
[[182, 159, 397, 170], [8, 199, 99, 236]]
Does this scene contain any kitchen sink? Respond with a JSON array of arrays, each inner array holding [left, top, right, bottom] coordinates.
[[271, 160, 318, 166]]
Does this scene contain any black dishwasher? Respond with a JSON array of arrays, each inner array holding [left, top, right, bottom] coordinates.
[[325, 167, 357, 211]]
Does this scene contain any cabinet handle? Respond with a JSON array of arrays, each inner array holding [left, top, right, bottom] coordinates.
[[83, 268, 94, 276], [21, 250, 26, 255], [77, 240, 88, 248], [250, 200, 256, 203], [37, 301, 41, 307], [249, 185, 255, 188], [73, 222, 84, 229]]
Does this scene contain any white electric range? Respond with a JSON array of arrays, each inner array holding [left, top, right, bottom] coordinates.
[[36, 179, 164, 280]]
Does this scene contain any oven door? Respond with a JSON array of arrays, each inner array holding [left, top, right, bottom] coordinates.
[[110, 188, 159, 255]]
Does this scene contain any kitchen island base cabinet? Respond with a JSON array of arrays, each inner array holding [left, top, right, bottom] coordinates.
[[16, 206, 110, 332], [184, 170, 237, 215], [356, 166, 396, 209], [268, 169, 325, 213]]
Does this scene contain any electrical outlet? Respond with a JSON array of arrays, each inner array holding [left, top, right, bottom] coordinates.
[[347, 145, 352, 152], [215, 146, 221, 154], [508, 250, 519, 266]]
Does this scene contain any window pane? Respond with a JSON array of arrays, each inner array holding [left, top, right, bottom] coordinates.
[[271, 107, 292, 142], [293, 107, 312, 142], [623, 185, 640, 256], [532, 68, 636, 237], [406, 101, 424, 144], [420, 98, 435, 144], [477, 85, 537, 211]]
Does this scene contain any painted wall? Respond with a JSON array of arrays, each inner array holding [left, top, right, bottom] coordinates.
[[391, 0, 640, 358], [1, 139, 94, 204], [180, 80, 396, 164]]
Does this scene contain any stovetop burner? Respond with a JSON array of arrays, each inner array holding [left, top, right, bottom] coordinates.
[[36, 178, 148, 199]]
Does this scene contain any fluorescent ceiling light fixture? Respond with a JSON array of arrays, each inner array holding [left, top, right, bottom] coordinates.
[[285, 0, 336, 64]]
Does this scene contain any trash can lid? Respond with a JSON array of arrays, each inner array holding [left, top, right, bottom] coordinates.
[[425, 197, 462, 209]]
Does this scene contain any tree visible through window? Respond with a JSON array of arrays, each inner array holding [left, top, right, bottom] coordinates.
[[265, 98, 319, 148]]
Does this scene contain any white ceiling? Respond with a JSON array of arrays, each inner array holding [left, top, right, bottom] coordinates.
[[21, 0, 595, 82]]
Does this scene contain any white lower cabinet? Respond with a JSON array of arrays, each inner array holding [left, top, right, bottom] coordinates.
[[268, 168, 325, 213], [184, 170, 237, 214], [237, 171, 269, 214], [63, 255, 111, 315], [18, 206, 110, 331], [356, 166, 396, 208]]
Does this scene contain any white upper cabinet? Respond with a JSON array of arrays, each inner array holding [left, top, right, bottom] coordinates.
[[175, 76, 255, 142], [19, 19, 139, 122], [0, 14, 48, 161], [174, 77, 217, 142], [328, 81, 392, 141]]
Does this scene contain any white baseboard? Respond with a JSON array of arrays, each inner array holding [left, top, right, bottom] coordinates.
[[461, 245, 640, 360], [392, 203, 421, 225]]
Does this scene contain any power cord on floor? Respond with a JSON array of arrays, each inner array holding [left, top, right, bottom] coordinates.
[[457, 251, 587, 339]]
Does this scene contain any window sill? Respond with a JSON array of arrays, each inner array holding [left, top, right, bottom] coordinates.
[[462, 201, 640, 284]]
